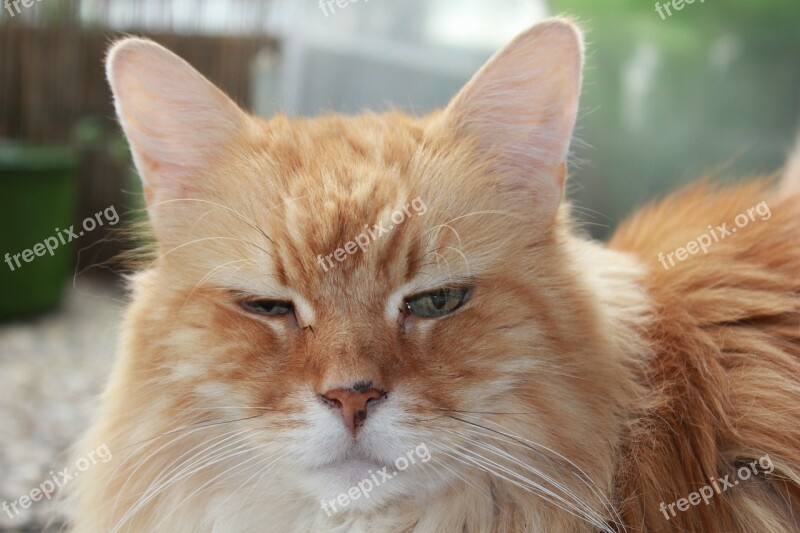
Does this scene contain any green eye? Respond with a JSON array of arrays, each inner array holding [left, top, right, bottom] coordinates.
[[404, 287, 470, 318], [241, 299, 294, 316]]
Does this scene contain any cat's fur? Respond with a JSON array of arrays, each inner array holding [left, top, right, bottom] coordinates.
[[68, 19, 800, 532]]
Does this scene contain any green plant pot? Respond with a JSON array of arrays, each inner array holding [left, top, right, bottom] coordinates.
[[0, 143, 78, 320]]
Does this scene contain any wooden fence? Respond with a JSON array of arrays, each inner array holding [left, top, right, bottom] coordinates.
[[0, 24, 278, 271]]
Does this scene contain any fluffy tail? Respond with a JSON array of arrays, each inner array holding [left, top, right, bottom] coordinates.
[[782, 133, 800, 197]]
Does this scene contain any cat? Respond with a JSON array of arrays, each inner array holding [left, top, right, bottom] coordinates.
[[68, 18, 800, 532]]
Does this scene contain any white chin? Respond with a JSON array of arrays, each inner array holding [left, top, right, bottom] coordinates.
[[307, 459, 402, 512]]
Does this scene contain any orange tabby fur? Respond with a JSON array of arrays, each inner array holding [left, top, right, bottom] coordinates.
[[610, 178, 800, 532], [67, 19, 799, 532]]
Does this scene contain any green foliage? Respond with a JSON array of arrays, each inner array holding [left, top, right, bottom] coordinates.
[[548, 0, 800, 237], [72, 116, 131, 166]]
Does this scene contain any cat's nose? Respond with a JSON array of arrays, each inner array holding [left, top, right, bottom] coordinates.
[[320, 384, 385, 437]]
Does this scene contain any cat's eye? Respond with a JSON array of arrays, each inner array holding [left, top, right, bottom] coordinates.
[[240, 299, 294, 317], [404, 287, 470, 318]]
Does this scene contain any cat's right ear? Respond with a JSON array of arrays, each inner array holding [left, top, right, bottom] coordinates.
[[106, 38, 252, 212], [435, 19, 583, 223]]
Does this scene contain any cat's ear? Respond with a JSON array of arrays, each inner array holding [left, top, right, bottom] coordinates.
[[106, 38, 252, 209], [440, 19, 583, 220]]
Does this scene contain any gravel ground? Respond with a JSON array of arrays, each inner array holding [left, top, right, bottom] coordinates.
[[0, 280, 124, 532]]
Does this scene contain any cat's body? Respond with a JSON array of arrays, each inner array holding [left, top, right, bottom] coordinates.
[[69, 20, 800, 532]]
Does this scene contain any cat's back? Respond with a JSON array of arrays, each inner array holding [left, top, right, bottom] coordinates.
[[606, 173, 800, 531]]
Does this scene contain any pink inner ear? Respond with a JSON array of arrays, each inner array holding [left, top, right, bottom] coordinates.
[[441, 21, 583, 216], [107, 38, 250, 206], [127, 141, 203, 207]]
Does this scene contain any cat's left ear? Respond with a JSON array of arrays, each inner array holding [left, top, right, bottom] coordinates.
[[440, 19, 584, 220]]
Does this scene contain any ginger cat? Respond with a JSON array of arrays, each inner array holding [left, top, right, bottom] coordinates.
[[69, 19, 800, 532]]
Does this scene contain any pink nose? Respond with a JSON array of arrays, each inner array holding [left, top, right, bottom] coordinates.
[[321, 386, 385, 436]]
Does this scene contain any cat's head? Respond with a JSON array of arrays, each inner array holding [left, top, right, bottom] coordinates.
[[108, 20, 634, 518]]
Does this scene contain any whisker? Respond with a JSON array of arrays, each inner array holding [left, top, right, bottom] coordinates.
[[150, 236, 273, 267], [113, 438, 268, 532], [444, 414, 625, 531], [432, 443, 612, 532], [110, 426, 249, 519], [115, 429, 258, 527], [436, 426, 612, 529], [428, 456, 495, 509], [428, 408, 542, 416], [137, 428, 259, 507], [148, 442, 275, 531], [170, 406, 290, 412], [117, 414, 265, 453], [146, 196, 305, 248], [207, 451, 289, 526], [178, 259, 254, 314], [444, 439, 608, 529], [108, 414, 265, 524], [445, 245, 472, 274]]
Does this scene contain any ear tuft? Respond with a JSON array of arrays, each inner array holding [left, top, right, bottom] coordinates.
[[442, 18, 584, 220]]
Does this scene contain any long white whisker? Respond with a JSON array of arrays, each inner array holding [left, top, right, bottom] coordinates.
[[432, 444, 613, 532], [450, 413, 625, 531], [438, 420, 624, 530], [149, 443, 275, 531], [447, 440, 608, 530], [429, 456, 494, 508], [151, 236, 272, 267], [438, 427, 610, 529], [209, 451, 290, 525], [141, 428, 257, 502], [432, 444, 608, 531], [179, 259, 254, 314], [110, 423, 251, 519], [113, 430, 259, 532]]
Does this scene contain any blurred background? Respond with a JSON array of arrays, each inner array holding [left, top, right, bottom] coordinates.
[[0, 0, 798, 530]]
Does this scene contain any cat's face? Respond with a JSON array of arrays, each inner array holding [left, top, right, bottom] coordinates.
[[109, 21, 625, 512]]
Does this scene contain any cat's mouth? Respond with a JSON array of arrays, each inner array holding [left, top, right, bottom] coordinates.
[[308, 456, 410, 512], [317, 453, 389, 473], [312, 459, 397, 497], [310, 450, 395, 485], [321, 458, 385, 475]]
